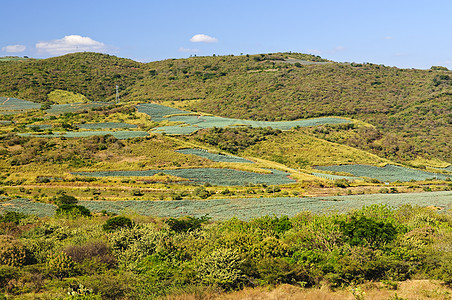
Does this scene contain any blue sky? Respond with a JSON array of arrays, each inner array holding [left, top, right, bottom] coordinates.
[[1, 0, 451, 69]]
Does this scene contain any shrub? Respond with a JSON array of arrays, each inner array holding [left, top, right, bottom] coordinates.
[[0, 265, 18, 290], [0, 236, 27, 267], [165, 215, 210, 233], [55, 194, 78, 206], [46, 252, 76, 279], [55, 204, 92, 218], [64, 241, 116, 265], [194, 187, 211, 199], [338, 215, 398, 248], [197, 249, 245, 290], [102, 216, 134, 232], [0, 211, 27, 224]]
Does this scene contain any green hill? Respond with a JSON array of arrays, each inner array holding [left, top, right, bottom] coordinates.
[[0, 52, 450, 163]]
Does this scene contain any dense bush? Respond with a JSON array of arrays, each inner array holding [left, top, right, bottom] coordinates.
[[55, 204, 92, 218], [102, 216, 134, 232], [0, 236, 28, 267], [165, 215, 210, 233], [0, 205, 450, 298], [0, 211, 27, 225]]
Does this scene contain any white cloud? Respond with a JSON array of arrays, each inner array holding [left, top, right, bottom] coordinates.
[[383, 36, 394, 40], [178, 47, 199, 53], [2, 44, 26, 53], [307, 49, 322, 55], [334, 46, 345, 52], [36, 35, 106, 55], [189, 34, 218, 43]]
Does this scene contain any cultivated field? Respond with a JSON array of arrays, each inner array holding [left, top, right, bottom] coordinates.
[[137, 103, 351, 134], [2, 191, 450, 220], [315, 164, 452, 182]]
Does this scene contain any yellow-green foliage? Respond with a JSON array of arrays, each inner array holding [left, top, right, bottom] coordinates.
[[47, 89, 89, 104], [46, 251, 76, 279], [0, 236, 27, 267], [242, 129, 389, 168]]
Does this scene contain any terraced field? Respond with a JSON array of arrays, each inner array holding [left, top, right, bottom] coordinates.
[[0, 97, 41, 112], [310, 172, 363, 181], [2, 191, 450, 220], [176, 148, 254, 163], [137, 103, 351, 134], [315, 164, 451, 182], [77, 122, 138, 129], [73, 168, 295, 186]]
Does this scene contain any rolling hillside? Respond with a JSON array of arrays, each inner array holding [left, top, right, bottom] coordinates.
[[0, 52, 451, 163]]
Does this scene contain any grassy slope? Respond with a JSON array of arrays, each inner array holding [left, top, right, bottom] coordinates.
[[241, 129, 390, 168]]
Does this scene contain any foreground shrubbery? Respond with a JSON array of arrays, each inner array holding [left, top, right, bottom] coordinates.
[[0, 204, 451, 299]]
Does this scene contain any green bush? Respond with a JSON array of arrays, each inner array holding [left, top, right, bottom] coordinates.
[[46, 252, 76, 279], [165, 216, 210, 233], [55, 194, 78, 206], [102, 216, 134, 232], [56, 204, 92, 218], [0, 236, 28, 267], [338, 215, 398, 248], [0, 211, 27, 224], [196, 248, 244, 290]]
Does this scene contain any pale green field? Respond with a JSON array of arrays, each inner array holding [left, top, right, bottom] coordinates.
[[2, 191, 450, 220]]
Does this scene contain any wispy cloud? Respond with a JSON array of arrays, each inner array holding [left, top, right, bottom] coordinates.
[[333, 46, 345, 53], [36, 35, 107, 55], [2, 44, 26, 53], [189, 34, 218, 43], [383, 36, 394, 40], [306, 46, 345, 56], [178, 47, 199, 53]]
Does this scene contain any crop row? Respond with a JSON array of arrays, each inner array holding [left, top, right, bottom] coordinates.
[[2, 191, 450, 220], [310, 172, 362, 181], [73, 168, 295, 186], [136, 103, 195, 122], [315, 164, 451, 182], [77, 122, 138, 129], [0, 97, 41, 111], [139, 103, 351, 134], [176, 148, 254, 163]]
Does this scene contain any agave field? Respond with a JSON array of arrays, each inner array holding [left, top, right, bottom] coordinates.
[[2, 191, 450, 220], [73, 168, 295, 186], [0, 97, 41, 112], [310, 172, 362, 181], [315, 164, 451, 182], [136, 103, 196, 121], [26, 124, 52, 130], [137, 103, 351, 134], [19, 130, 149, 139], [77, 122, 138, 129], [152, 125, 200, 135], [176, 148, 254, 163]]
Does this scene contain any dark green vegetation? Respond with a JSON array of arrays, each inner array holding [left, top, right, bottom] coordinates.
[[0, 204, 451, 299], [1, 52, 450, 162]]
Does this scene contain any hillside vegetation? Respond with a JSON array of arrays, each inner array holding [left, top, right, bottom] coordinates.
[[0, 52, 450, 163], [0, 204, 451, 299]]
